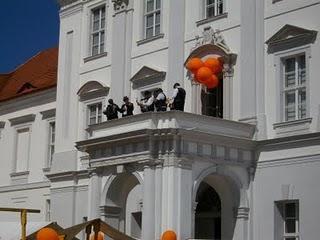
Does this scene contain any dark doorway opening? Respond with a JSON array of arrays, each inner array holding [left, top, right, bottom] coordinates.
[[201, 78, 223, 118], [195, 182, 221, 240]]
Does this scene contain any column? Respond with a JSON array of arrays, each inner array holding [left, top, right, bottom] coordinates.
[[233, 188, 250, 240], [88, 170, 102, 219], [141, 164, 155, 239], [222, 54, 237, 120], [154, 164, 163, 239]]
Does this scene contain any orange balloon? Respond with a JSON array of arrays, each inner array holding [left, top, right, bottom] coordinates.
[[186, 58, 204, 73], [161, 230, 177, 240], [195, 66, 213, 84], [36, 228, 59, 240], [204, 57, 223, 74], [89, 231, 104, 240], [206, 75, 219, 89]]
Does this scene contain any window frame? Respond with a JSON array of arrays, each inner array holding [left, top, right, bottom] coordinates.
[[84, 98, 105, 127], [47, 120, 55, 168], [274, 46, 311, 124], [204, 0, 225, 19], [87, 101, 103, 126], [13, 124, 32, 174], [281, 53, 307, 122], [275, 200, 299, 240], [90, 4, 106, 56], [143, 0, 162, 39]]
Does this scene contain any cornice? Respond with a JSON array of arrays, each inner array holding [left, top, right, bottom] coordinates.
[[40, 109, 56, 120], [9, 114, 36, 126], [46, 170, 89, 182], [0, 88, 56, 115], [0, 181, 50, 193], [59, 0, 84, 18]]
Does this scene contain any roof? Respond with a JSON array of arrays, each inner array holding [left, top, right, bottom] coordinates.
[[0, 47, 58, 102]]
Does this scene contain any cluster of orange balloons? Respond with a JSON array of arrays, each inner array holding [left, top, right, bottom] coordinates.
[[186, 57, 223, 89], [36, 227, 59, 240]]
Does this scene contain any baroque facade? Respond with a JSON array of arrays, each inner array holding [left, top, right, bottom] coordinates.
[[1, 0, 320, 240]]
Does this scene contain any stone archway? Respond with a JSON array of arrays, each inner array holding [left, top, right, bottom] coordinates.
[[101, 173, 143, 239], [193, 172, 241, 240]]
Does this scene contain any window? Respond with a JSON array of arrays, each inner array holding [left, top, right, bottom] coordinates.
[[275, 201, 299, 240], [48, 121, 55, 167], [88, 103, 103, 125], [144, 0, 161, 39], [15, 127, 31, 172], [45, 199, 51, 221], [90, 6, 106, 56], [281, 54, 306, 122], [205, 0, 224, 19]]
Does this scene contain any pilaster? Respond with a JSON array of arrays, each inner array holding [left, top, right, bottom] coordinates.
[[166, 0, 185, 95], [88, 169, 102, 219], [141, 163, 156, 239]]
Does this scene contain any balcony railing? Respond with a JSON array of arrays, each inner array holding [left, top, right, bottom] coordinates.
[[86, 111, 255, 140]]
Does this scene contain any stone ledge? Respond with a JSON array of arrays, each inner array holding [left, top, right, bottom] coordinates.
[[84, 52, 108, 63], [196, 13, 228, 27], [137, 33, 165, 46]]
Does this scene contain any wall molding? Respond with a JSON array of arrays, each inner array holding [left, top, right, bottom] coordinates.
[[0, 181, 50, 193]]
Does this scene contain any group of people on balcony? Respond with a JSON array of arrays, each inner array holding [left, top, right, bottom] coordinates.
[[103, 83, 186, 121]]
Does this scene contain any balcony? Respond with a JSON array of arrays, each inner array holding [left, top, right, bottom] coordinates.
[[76, 111, 256, 168]]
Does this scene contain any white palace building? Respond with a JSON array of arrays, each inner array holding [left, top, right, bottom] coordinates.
[[1, 0, 320, 239]]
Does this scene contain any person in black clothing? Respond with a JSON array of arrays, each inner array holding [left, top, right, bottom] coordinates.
[[171, 83, 186, 111], [136, 91, 155, 112], [120, 96, 134, 117], [154, 88, 167, 112], [103, 99, 120, 120]]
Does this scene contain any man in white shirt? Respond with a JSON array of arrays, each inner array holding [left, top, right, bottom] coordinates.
[[136, 91, 155, 112], [154, 88, 167, 112], [171, 83, 186, 111]]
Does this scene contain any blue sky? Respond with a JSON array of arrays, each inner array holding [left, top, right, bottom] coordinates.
[[0, 0, 59, 73]]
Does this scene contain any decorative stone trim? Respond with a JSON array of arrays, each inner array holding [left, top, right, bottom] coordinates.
[[137, 33, 165, 46], [0, 181, 50, 193], [196, 13, 228, 27], [57, 0, 78, 7], [40, 109, 56, 120], [9, 114, 36, 126], [100, 205, 121, 217], [273, 118, 312, 136], [266, 24, 317, 53], [236, 207, 250, 219], [112, 0, 129, 12], [10, 171, 30, 185], [83, 52, 108, 63]]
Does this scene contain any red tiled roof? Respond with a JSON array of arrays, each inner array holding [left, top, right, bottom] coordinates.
[[0, 47, 58, 102]]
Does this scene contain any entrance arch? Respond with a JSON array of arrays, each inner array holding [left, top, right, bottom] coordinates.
[[102, 173, 143, 239], [193, 173, 240, 240]]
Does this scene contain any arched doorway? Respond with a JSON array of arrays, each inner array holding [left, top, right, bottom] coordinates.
[[103, 173, 143, 239], [195, 182, 221, 239], [193, 174, 240, 240], [185, 27, 237, 119]]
